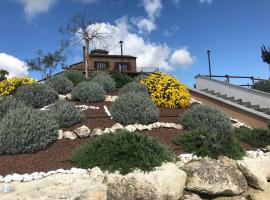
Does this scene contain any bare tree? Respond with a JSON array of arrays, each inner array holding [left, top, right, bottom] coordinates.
[[61, 13, 112, 79], [26, 46, 67, 79]]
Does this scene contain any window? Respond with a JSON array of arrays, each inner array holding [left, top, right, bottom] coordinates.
[[95, 61, 108, 70], [115, 62, 130, 71]]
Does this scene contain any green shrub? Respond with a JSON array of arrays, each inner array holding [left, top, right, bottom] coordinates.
[[0, 105, 59, 155], [51, 100, 83, 128], [71, 130, 174, 174], [64, 70, 86, 86], [119, 81, 148, 95], [91, 74, 115, 92], [179, 105, 234, 133], [71, 81, 105, 103], [15, 83, 58, 108], [133, 74, 147, 82], [0, 96, 26, 118], [252, 80, 270, 94], [111, 92, 159, 125], [173, 129, 245, 160], [111, 72, 133, 88], [46, 75, 73, 94], [235, 127, 270, 148]]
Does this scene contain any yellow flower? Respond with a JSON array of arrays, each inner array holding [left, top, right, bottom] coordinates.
[[0, 76, 36, 96], [141, 71, 190, 108]]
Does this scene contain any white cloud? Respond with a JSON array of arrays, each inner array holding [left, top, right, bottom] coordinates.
[[142, 0, 162, 20], [17, 0, 57, 19], [198, 0, 213, 4], [74, 0, 97, 3], [0, 53, 28, 77], [131, 17, 156, 33], [133, 0, 162, 34], [89, 18, 194, 71], [170, 49, 195, 69]]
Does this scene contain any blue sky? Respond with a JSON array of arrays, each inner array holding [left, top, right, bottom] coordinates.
[[0, 0, 269, 86]]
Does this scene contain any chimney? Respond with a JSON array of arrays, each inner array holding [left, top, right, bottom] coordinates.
[[83, 46, 86, 62]]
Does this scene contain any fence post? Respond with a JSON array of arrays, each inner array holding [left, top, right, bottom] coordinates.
[[251, 76, 255, 85]]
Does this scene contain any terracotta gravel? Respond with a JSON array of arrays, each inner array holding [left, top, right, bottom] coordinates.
[[0, 98, 185, 176]]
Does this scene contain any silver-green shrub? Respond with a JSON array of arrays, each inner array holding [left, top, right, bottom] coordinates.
[[119, 81, 148, 95], [111, 92, 159, 125], [0, 105, 59, 155], [71, 81, 106, 103], [91, 74, 115, 92], [51, 100, 83, 128], [179, 104, 234, 133], [0, 96, 26, 118], [46, 75, 73, 94], [15, 83, 58, 108]]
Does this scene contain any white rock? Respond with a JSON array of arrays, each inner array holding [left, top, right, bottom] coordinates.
[[90, 167, 106, 183], [237, 156, 270, 190], [38, 172, 47, 177], [63, 131, 77, 140], [266, 145, 270, 152], [103, 128, 111, 134], [183, 159, 248, 196], [111, 123, 124, 130], [58, 130, 64, 140], [46, 171, 57, 176], [105, 162, 186, 200], [4, 175, 13, 183], [66, 93, 72, 100], [182, 193, 202, 200], [172, 124, 182, 129], [0, 175, 3, 182], [1, 173, 107, 200], [136, 124, 144, 131], [125, 125, 136, 132], [23, 174, 33, 182], [12, 173, 23, 182], [74, 125, 91, 138], [56, 169, 66, 174], [179, 153, 194, 164], [92, 128, 103, 136], [58, 94, 66, 100], [70, 168, 88, 174]]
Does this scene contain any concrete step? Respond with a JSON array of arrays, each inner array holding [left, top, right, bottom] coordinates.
[[232, 99, 243, 103], [239, 101, 252, 107]]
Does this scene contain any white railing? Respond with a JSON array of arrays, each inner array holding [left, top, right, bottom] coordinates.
[[196, 75, 270, 109]]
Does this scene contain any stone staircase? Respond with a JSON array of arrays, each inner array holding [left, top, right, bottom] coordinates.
[[200, 89, 270, 115]]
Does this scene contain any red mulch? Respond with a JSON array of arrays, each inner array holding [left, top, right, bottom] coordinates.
[[0, 97, 186, 176]]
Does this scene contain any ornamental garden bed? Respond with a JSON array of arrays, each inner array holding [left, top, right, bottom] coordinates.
[[0, 71, 269, 179], [0, 100, 185, 176]]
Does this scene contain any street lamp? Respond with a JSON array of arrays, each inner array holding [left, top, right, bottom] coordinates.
[[119, 41, 124, 72], [207, 50, 212, 78]]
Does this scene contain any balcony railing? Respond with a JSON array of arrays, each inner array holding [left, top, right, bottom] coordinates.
[[137, 67, 159, 73]]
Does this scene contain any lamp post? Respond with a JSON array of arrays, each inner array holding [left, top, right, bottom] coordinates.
[[207, 50, 212, 78], [119, 41, 123, 72]]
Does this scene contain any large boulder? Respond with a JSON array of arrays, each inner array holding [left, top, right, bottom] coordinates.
[[182, 159, 248, 196], [0, 173, 107, 200], [237, 155, 270, 190], [105, 162, 186, 200]]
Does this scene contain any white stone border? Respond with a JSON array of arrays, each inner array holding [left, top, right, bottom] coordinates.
[[0, 167, 89, 183], [105, 95, 118, 102], [104, 105, 112, 119], [59, 122, 183, 140], [75, 105, 99, 111]]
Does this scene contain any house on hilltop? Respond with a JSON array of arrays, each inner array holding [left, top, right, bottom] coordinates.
[[66, 47, 137, 75]]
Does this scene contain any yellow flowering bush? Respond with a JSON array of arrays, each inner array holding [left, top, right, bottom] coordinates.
[[140, 72, 191, 108], [0, 76, 36, 96]]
